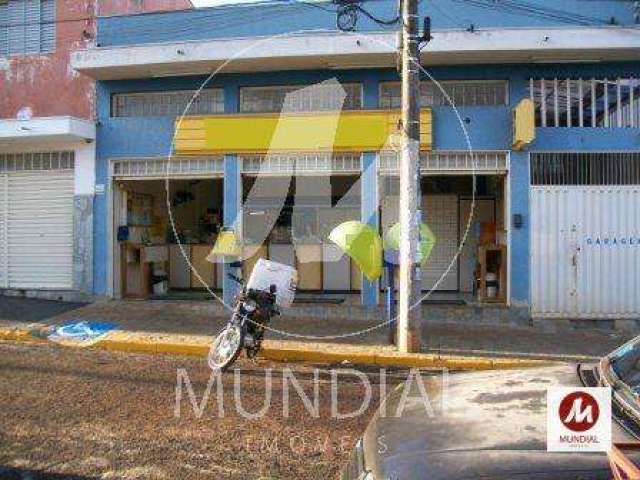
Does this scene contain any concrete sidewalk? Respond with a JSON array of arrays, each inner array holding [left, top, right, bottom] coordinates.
[[0, 297, 634, 369]]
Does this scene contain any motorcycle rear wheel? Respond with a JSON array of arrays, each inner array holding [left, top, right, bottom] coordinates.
[[208, 324, 244, 372]]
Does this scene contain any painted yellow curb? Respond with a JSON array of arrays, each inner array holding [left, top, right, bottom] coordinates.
[[0, 327, 554, 370], [261, 346, 551, 370], [0, 328, 45, 343], [98, 331, 209, 357]]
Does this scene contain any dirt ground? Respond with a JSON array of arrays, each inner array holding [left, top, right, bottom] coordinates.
[[0, 342, 394, 480]]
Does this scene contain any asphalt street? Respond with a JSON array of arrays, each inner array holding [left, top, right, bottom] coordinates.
[[0, 342, 392, 480]]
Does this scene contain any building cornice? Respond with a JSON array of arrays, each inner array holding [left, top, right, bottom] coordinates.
[[72, 27, 640, 80]]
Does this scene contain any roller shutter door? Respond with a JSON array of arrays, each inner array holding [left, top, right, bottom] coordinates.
[[0, 151, 75, 291], [6, 171, 74, 289], [0, 175, 7, 288]]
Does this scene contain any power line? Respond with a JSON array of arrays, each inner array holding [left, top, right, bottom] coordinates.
[[0, 0, 336, 29], [3, 0, 638, 49], [455, 0, 616, 26], [354, 3, 399, 25], [335, 0, 400, 31], [92, 1, 334, 43], [1, 0, 635, 31], [1, 0, 335, 49], [0, 16, 92, 29], [429, 0, 471, 29]]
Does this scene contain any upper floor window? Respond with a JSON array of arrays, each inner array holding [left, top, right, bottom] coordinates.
[[111, 89, 224, 118], [0, 0, 55, 57], [240, 83, 362, 113], [0, 150, 73, 172], [529, 77, 640, 128], [531, 152, 640, 185], [379, 80, 509, 108]]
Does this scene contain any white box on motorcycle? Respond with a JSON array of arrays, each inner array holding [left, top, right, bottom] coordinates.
[[246, 259, 298, 308]]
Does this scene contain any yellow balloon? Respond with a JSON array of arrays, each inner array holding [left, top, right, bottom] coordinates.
[[328, 221, 383, 281]]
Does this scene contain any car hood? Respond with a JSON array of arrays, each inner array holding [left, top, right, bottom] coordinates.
[[363, 364, 635, 480]]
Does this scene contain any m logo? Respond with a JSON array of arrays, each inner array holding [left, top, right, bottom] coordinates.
[[547, 387, 611, 452], [559, 391, 600, 432]]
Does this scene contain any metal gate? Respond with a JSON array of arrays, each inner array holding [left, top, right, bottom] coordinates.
[[0, 175, 7, 288], [0, 152, 74, 290], [531, 186, 640, 318]]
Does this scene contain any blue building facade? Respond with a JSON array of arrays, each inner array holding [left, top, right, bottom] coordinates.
[[75, 0, 640, 321]]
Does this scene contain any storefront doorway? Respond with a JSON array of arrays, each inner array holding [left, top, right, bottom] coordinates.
[[381, 174, 508, 303], [241, 173, 362, 294], [112, 175, 224, 299]]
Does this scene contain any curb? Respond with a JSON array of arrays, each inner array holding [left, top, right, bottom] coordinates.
[[0, 327, 555, 370]]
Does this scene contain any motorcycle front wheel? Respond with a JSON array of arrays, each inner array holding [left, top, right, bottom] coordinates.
[[208, 324, 244, 372]]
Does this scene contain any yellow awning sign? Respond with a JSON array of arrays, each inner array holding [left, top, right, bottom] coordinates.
[[328, 221, 383, 282], [207, 230, 241, 261], [384, 222, 436, 266], [512, 98, 535, 151], [175, 109, 432, 155]]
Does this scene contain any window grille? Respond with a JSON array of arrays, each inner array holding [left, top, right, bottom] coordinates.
[[0, 0, 55, 57], [111, 156, 224, 178], [379, 80, 509, 108], [241, 153, 362, 174], [529, 78, 640, 128], [240, 83, 362, 113], [0, 151, 73, 172], [531, 152, 640, 185], [111, 89, 224, 118]]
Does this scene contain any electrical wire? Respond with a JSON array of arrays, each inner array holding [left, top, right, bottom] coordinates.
[[429, 0, 472, 30], [454, 0, 616, 27], [2, 0, 636, 38], [0, 16, 92, 29], [353, 4, 399, 25], [4, 0, 638, 50], [93, 0, 337, 45], [1, 1, 336, 49], [0, 0, 336, 29]]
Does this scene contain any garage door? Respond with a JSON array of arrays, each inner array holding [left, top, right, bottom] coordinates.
[[0, 175, 7, 288], [530, 152, 640, 319], [0, 152, 74, 290]]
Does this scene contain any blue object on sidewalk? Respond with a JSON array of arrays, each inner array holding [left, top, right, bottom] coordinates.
[[48, 320, 119, 347]]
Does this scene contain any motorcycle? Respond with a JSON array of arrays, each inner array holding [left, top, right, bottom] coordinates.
[[208, 259, 297, 371]]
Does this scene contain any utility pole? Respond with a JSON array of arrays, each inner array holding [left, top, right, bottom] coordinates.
[[397, 0, 422, 353]]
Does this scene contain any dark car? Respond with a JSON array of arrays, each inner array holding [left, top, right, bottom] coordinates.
[[342, 338, 640, 480]]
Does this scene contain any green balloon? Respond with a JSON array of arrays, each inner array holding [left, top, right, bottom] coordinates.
[[383, 222, 436, 266]]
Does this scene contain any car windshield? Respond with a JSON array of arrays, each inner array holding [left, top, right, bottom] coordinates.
[[608, 338, 640, 391]]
